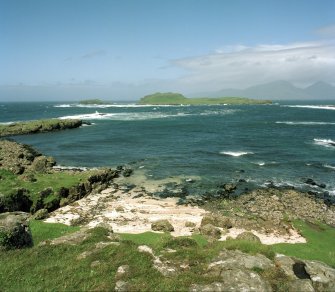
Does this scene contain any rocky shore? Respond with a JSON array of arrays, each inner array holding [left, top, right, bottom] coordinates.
[[1, 139, 335, 291], [0, 118, 85, 137]]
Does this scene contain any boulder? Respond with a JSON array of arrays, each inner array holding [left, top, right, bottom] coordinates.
[[222, 183, 237, 193], [30, 156, 54, 173], [207, 249, 274, 274], [0, 212, 33, 249], [236, 231, 261, 243], [199, 224, 221, 239], [287, 279, 315, 292], [191, 269, 271, 292], [304, 260, 335, 291], [151, 220, 174, 232]]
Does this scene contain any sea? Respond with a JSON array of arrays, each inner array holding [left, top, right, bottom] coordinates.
[[1, 100, 334, 196]]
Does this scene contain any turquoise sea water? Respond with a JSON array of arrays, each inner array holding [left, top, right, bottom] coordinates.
[[1, 101, 334, 195]]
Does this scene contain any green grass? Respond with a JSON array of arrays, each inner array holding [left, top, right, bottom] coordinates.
[[273, 220, 335, 267], [29, 220, 80, 245], [1, 219, 335, 291]]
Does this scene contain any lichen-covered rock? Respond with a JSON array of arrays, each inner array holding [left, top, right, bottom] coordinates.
[[0, 212, 33, 249], [207, 249, 274, 274], [236, 231, 261, 243], [287, 279, 315, 292], [30, 156, 55, 173], [304, 260, 335, 291], [151, 219, 174, 232], [191, 269, 272, 292], [199, 223, 221, 239]]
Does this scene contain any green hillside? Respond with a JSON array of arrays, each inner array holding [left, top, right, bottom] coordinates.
[[138, 92, 271, 105]]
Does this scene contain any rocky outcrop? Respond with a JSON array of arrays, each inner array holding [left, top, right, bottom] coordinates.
[[208, 188, 335, 234], [0, 119, 83, 137], [189, 249, 335, 292], [0, 212, 32, 249]]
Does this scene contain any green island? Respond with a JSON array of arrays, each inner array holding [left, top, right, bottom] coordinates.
[[79, 99, 108, 105], [138, 92, 272, 105], [1, 120, 335, 291], [0, 119, 83, 137]]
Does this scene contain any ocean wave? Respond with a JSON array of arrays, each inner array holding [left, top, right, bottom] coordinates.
[[324, 164, 335, 170], [58, 111, 191, 121], [220, 151, 254, 157], [283, 105, 335, 110], [313, 138, 335, 148], [200, 109, 239, 116], [276, 121, 335, 125], [0, 121, 16, 125]]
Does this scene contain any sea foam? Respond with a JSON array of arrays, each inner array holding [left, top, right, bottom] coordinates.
[[276, 121, 335, 125], [283, 105, 335, 110], [220, 151, 254, 157], [313, 138, 335, 148], [58, 111, 191, 121]]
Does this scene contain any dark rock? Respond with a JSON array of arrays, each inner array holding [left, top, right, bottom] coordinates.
[[151, 219, 174, 232], [0, 188, 32, 213], [0, 212, 33, 249], [58, 187, 69, 198], [123, 168, 133, 177]]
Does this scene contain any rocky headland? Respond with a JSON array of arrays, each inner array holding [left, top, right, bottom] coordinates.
[[0, 118, 85, 137]]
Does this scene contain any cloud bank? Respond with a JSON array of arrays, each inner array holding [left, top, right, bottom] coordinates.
[[171, 41, 335, 92]]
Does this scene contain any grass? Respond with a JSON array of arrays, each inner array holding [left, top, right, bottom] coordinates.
[[273, 220, 335, 267], [29, 220, 80, 245], [1, 219, 335, 291]]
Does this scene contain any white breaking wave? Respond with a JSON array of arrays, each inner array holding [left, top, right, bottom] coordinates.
[[220, 151, 254, 157], [276, 121, 335, 125], [313, 138, 335, 148], [58, 111, 191, 121], [283, 105, 335, 110], [0, 121, 16, 125], [324, 164, 335, 170], [200, 109, 239, 116], [54, 103, 175, 108]]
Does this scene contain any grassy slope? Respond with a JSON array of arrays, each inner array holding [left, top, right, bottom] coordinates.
[[0, 169, 91, 201], [0, 219, 334, 291], [138, 92, 271, 105]]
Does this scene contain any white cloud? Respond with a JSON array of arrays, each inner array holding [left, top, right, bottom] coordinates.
[[171, 41, 335, 91]]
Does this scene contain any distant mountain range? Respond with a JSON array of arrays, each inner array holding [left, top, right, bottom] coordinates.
[[192, 81, 335, 100]]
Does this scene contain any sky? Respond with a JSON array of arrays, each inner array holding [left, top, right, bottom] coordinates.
[[1, 0, 335, 101]]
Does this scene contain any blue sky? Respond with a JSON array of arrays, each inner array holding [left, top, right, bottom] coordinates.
[[1, 0, 335, 100]]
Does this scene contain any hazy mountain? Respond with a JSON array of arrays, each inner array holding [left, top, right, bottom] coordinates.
[[193, 81, 335, 100], [304, 81, 335, 99]]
